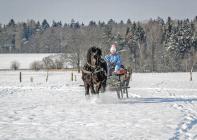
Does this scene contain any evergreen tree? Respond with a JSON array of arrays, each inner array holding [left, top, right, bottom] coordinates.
[[52, 21, 62, 27], [8, 19, 16, 27], [107, 19, 115, 25], [98, 21, 105, 28], [42, 19, 50, 30], [52, 20, 58, 27], [23, 23, 33, 40], [113, 32, 125, 51], [125, 22, 146, 71], [127, 19, 131, 24], [157, 17, 164, 24], [102, 25, 113, 54], [70, 19, 80, 29], [0, 23, 1, 28], [89, 21, 96, 26], [120, 20, 124, 25], [35, 21, 41, 32]]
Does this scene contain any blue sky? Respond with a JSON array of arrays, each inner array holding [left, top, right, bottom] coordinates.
[[0, 0, 197, 25]]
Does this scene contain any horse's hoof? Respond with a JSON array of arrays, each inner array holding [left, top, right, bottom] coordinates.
[[85, 95, 90, 100]]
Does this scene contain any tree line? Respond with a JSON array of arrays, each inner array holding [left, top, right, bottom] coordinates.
[[0, 17, 197, 72]]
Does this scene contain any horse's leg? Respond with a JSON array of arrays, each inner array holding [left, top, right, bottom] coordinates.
[[90, 83, 96, 94], [102, 79, 107, 92], [84, 83, 90, 96], [101, 81, 106, 93], [95, 82, 101, 94], [101, 85, 105, 93]]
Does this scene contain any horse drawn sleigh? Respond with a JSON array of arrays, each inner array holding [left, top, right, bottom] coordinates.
[[82, 46, 132, 99], [107, 67, 131, 99]]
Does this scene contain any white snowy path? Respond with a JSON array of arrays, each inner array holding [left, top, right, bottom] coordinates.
[[0, 71, 197, 140]]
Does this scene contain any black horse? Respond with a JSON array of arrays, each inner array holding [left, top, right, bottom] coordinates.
[[82, 47, 107, 95]]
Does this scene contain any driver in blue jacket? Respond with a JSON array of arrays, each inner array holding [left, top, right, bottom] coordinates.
[[105, 44, 122, 76]]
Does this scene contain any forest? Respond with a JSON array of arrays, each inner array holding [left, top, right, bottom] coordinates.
[[0, 17, 197, 72]]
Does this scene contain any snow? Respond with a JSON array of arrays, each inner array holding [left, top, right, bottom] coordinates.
[[0, 54, 57, 69], [0, 71, 197, 140]]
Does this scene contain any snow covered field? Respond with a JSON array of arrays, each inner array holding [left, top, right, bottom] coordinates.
[[0, 54, 56, 69], [0, 71, 197, 140]]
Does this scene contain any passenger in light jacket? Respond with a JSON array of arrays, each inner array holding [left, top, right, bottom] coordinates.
[[105, 44, 122, 76]]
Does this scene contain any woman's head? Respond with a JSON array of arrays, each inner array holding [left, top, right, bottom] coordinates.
[[110, 44, 116, 54]]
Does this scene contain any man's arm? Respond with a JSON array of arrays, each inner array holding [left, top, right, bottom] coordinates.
[[104, 55, 110, 62], [114, 54, 122, 71], [116, 55, 121, 65]]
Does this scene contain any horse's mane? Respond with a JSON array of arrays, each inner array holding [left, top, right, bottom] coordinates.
[[96, 47, 102, 56], [87, 46, 102, 64]]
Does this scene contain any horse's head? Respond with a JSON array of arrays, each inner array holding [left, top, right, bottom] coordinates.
[[87, 46, 102, 66]]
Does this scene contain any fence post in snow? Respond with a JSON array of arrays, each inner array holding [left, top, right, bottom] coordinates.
[[71, 72, 73, 81], [19, 72, 22, 82], [190, 66, 193, 81], [46, 70, 49, 82], [30, 77, 33, 82], [75, 75, 77, 81]]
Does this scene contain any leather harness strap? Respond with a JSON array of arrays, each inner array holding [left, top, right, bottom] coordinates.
[[81, 68, 92, 74], [82, 61, 107, 76], [86, 62, 96, 68]]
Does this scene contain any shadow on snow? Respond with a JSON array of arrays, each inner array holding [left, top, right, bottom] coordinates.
[[120, 97, 197, 104]]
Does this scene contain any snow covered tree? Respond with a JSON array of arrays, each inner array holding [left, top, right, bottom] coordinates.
[[52, 21, 62, 27], [125, 22, 146, 71], [165, 19, 197, 77]]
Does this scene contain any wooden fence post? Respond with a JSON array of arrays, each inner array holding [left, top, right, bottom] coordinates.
[[71, 72, 73, 81], [19, 72, 22, 82], [30, 77, 33, 82], [46, 70, 49, 82], [190, 66, 193, 81], [75, 75, 77, 81]]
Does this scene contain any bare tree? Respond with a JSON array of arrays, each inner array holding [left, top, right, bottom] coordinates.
[[10, 61, 20, 70], [189, 48, 197, 81], [66, 28, 87, 72], [30, 61, 43, 70], [144, 20, 163, 72]]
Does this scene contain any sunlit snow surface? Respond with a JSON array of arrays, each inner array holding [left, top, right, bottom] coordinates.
[[0, 71, 197, 140]]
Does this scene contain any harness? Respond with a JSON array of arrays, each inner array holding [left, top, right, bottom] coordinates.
[[86, 62, 96, 68], [82, 62, 106, 76]]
